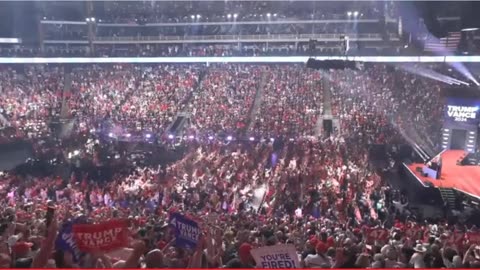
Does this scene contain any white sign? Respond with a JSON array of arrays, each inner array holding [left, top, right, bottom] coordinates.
[[250, 244, 300, 268], [447, 105, 477, 122]]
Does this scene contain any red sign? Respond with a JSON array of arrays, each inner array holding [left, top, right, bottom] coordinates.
[[72, 219, 129, 252], [467, 232, 480, 244], [366, 228, 389, 241], [447, 232, 465, 245]]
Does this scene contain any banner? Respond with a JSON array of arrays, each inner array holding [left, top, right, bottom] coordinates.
[[366, 228, 389, 242], [444, 98, 480, 130], [72, 219, 129, 252], [169, 212, 200, 249], [55, 221, 82, 262], [250, 244, 300, 268]]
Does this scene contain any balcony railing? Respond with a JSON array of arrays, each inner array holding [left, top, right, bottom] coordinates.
[[91, 33, 387, 44]]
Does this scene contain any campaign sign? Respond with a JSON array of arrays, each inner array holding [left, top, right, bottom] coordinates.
[[250, 244, 300, 268], [366, 228, 389, 242], [72, 219, 129, 252], [55, 220, 82, 262], [169, 212, 200, 249], [444, 98, 480, 130]]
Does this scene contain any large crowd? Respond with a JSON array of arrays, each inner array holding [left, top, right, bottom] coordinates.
[[1, 62, 480, 269]]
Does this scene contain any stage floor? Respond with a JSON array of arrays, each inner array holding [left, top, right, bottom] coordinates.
[[405, 150, 480, 199]]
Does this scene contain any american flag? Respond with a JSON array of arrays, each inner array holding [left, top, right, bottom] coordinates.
[[424, 32, 461, 52]]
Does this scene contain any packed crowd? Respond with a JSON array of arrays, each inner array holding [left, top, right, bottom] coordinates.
[[1, 62, 479, 269], [250, 65, 324, 138], [87, 1, 383, 24], [68, 64, 200, 137], [187, 64, 261, 137]]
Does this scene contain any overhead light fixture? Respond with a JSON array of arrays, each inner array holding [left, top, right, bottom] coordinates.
[[353, 11, 359, 17], [461, 28, 479, 32], [227, 14, 232, 19], [347, 11, 352, 16]]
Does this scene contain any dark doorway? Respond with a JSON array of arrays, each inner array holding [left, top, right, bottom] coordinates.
[[451, 129, 467, 150], [323, 119, 333, 135]]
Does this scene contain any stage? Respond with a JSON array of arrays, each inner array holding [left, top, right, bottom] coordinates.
[[404, 150, 480, 199]]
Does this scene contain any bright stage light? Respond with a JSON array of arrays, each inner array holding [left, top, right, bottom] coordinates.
[[249, 137, 255, 141], [168, 134, 174, 139], [145, 134, 152, 139], [227, 136, 233, 141]]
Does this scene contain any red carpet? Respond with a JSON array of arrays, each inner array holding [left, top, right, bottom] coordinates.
[[406, 150, 480, 199]]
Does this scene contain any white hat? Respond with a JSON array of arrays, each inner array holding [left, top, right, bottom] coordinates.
[[413, 244, 427, 253]]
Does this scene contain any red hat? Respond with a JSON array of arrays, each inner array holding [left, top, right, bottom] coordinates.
[[239, 243, 252, 260], [156, 240, 167, 250], [316, 242, 328, 254], [13, 242, 33, 256]]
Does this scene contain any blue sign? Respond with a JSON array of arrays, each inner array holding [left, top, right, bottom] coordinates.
[[169, 213, 200, 249], [445, 98, 480, 130], [55, 219, 83, 262]]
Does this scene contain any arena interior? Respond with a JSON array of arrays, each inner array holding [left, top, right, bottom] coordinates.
[[1, 0, 480, 268]]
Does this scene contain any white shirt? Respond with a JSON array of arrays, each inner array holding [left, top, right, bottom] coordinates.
[[304, 254, 332, 268], [409, 253, 425, 268]]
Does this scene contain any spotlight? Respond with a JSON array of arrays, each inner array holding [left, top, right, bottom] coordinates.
[[86, 18, 91, 22], [188, 135, 195, 139], [208, 136, 214, 140], [196, 14, 201, 19], [43, 17, 47, 20], [73, 150, 80, 156], [249, 137, 255, 141], [108, 132, 114, 138], [267, 13, 271, 17], [233, 13, 238, 18], [191, 15, 195, 19], [126, 133, 131, 138], [91, 17, 95, 22], [227, 136, 233, 141], [273, 13, 277, 17], [347, 11, 352, 16], [227, 14, 232, 19], [353, 11, 359, 17], [168, 134, 174, 139], [145, 134, 152, 139], [289, 138, 294, 142], [270, 138, 275, 142]]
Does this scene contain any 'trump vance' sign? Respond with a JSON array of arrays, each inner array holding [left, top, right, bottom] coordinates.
[[250, 244, 300, 268], [169, 212, 200, 249], [72, 219, 129, 252], [447, 105, 478, 122]]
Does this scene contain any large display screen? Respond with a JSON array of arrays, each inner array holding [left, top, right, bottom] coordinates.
[[444, 98, 480, 130]]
